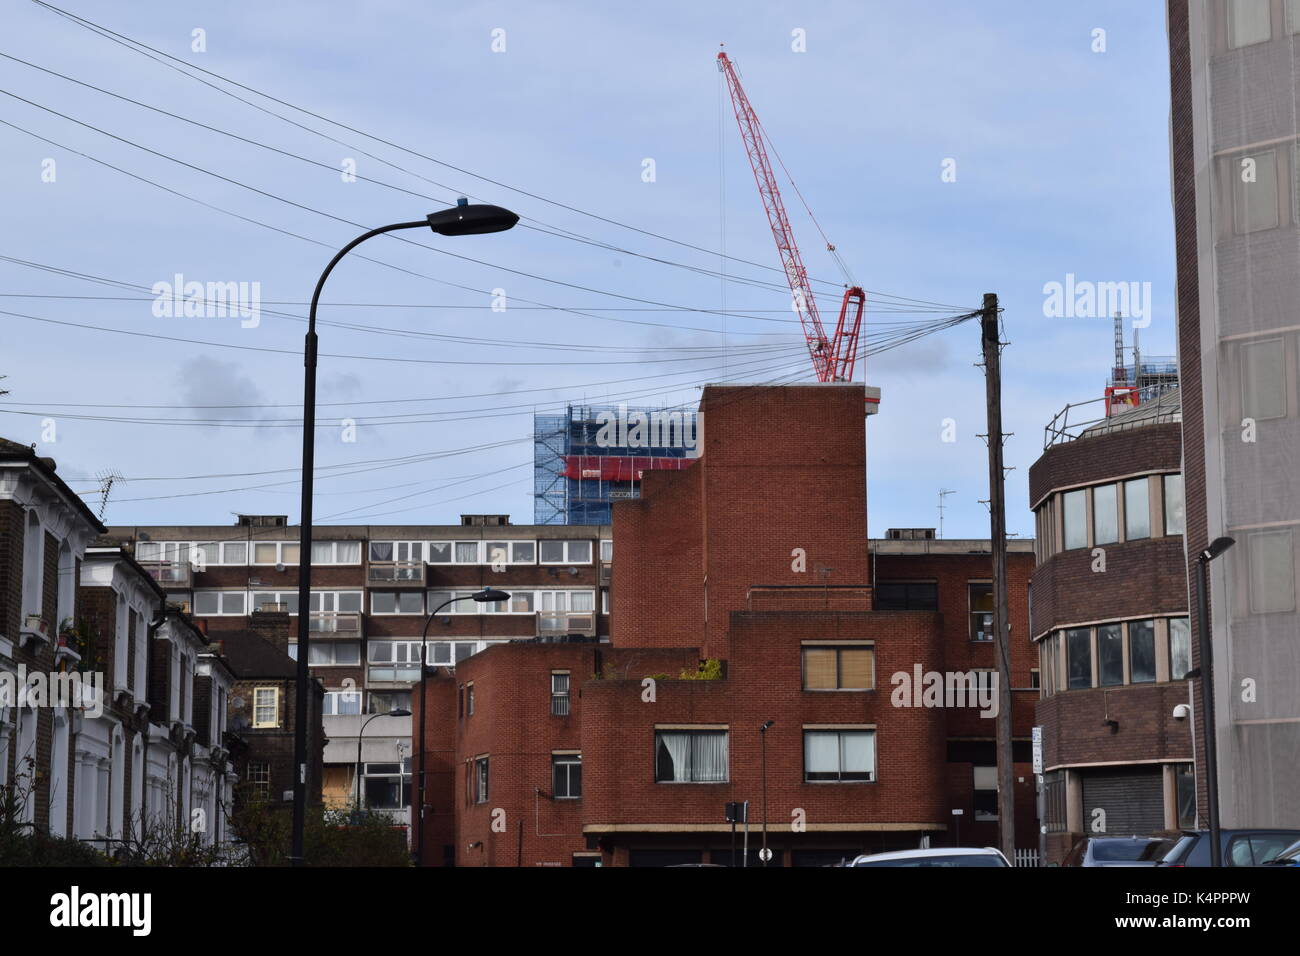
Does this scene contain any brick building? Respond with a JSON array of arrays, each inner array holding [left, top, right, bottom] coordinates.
[[418, 383, 1038, 866], [1029, 390, 1194, 864]]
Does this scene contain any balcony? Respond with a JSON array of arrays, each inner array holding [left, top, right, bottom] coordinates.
[[309, 612, 363, 639], [367, 561, 425, 587], [140, 560, 193, 588], [599, 562, 612, 586], [537, 611, 597, 638]]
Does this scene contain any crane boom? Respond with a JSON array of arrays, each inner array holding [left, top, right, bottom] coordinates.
[[717, 50, 864, 382]]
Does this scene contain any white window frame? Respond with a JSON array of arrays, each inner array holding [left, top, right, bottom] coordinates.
[[251, 541, 301, 566], [370, 591, 425, 616], [252, 687, 279, 728], [191, 590, 248, 616], [322, 689, 363, 716], [539, 539, 594, 565], [309, 540, 362, 565], [307, 641, 361, 667]]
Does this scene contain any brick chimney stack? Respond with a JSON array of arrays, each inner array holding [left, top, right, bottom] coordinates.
[[248, 609, 292, 657]]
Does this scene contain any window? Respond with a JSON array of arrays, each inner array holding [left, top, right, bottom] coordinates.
[[551, 672, 571, 716], [1066, 628, 1092, 689], [323, 689, 362, 715], [311, 591, 363, 614], [310, 541, 361, 564], [874, 581, 938, 611], [801, 645, 874, 690], [1248, 529, 1296, 613], [539, 539, 593, 564], [192, 591, 247, 616], [364, 761, 410, 810], [368, 690, 411, 714], [367, 641, 423, 682], [251, 592, 297, 614], [968, 584, 994, 641], [466, 683, 475, 716], [1176, 765, 1196, 830], [475, 756, 489, 803], [1164, 475, 1185, 535], [253, 688, 279, 728], [1063, 490, 1087, 550], [1029, 669, 1040, 690], [655, 730, 729, 783], [1169, 618, 1192, 680], [308, 641, 360, 666], [1232, 150, 1280, 233], [600, 539, 613, 562], [1228, 0, 1272, 49], [1124, 478, 1150, 541], [1093, 484, 1118, 545], [1241, 338, 1287, 420], [804, 729, 875, 783], [222, 541, 248, 565], [252, 541, 300, 565], [552, 753, 582, 799], [1126, 620, 1155, 683], [1098, 624, 1123, 687], [973, 766, 998, 821], [371, 592, 423, 615], [426, 590, 478, 614], [247, 762, 270, 800], [1289, 0, 1300, 33]]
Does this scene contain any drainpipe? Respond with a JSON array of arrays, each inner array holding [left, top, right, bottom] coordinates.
[[139, 605, 167, 828]]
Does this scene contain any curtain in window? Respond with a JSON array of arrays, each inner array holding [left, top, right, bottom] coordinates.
[[571, 591, 595, 612], [311, 542, 334, 563], [455, 542, 479, 563], [370, 542, 393, 562], [336, 541, 361, 563], [841, 732, 874, 779], [693, 733, 728, 782], [659, 733, 692, 781], [803, 648, 836, 689], [804, 732, 839, 776], [840, 649, 873, 689]]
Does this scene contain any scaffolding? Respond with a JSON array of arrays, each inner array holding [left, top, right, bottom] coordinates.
[[532, 404, 700, 525]]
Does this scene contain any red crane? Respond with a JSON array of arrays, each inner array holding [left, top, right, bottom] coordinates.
[[718, 50, 865, 382]]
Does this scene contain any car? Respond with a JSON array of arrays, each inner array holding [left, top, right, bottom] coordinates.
[[1060, 836, 1173, 867], [1260, 838, 1300, 867], [850, 847, 1011, 867], [1154, 829, 1300, 867]]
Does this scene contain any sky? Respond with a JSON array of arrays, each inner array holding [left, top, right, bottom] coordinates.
[[0, 0, 1176, 537]]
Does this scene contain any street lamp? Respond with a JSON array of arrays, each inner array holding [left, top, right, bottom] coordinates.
[[1194, 535, 1234, 868], [289, 201, 518, 866], [354, 707, 412, 812], [414, 587, 511, 866], [760, 720, 774, 867]]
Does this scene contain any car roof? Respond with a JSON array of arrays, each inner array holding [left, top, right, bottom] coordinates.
[[851, 847, 1004, 863]]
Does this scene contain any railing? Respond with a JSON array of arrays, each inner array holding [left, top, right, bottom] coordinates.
[[1043, 383, 1180, 449], [367, 561, 425, 586], [139, 560, 193, 587], [537, 611, 597, 637], [309, 612, 363, 637]]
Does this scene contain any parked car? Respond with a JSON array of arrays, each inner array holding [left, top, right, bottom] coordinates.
[[1154, 829, 1300, 867], [850, 847, 1010, 867], [1060, 836, 1173, 867], [1260, 838, 1300, 867]]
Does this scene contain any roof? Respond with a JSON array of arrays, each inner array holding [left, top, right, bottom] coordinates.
[[213, 630, 295, 680], [82, 542, 167, 603], [1079, 387, 1182, 438], [0, 436, 106, 534]]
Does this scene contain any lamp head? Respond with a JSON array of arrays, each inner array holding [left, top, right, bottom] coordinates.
[[1200, 536, 1236, 563], [426, 203, 519, 236], [472, 588, 511, 604]]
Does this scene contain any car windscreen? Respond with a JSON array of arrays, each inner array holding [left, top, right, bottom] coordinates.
[[855, 855, 1006, 867], [1092, 840, 1157, 861]]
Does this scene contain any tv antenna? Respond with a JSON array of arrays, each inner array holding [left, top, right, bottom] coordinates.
[[94, 469, 125, 521], [938, 488, 956, 539]]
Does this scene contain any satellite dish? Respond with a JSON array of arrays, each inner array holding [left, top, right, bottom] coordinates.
[[275, 563, 285, 573]]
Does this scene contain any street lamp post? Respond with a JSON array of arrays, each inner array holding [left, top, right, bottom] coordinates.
[[414, 587, 510, 866], [355, 707, 412, 812], [289, 201, 518, 866], [760, 720, 774, 867], [1194, 536, 1234, 868]]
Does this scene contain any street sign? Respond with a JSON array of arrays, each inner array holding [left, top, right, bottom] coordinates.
[[1032, 725, 1043, 774], [758, 847, 773, 863]]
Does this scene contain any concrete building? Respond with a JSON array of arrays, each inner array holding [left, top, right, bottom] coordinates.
[[1168, 0, 1300, 829]]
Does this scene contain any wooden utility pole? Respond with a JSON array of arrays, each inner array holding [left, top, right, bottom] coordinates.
[[980, 292, 1016, 860]]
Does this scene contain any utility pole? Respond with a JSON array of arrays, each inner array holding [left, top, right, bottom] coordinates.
[[980, 292, 1016, 860]]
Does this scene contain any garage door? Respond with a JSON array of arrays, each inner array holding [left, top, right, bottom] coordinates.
[[1082, 766, 1164, 835]]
